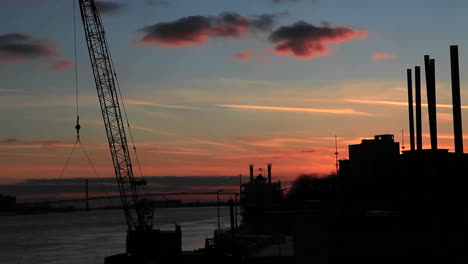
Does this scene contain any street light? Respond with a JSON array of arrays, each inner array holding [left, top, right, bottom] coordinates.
[[217, 190, 224, 231], [234, 193, 239, 229]]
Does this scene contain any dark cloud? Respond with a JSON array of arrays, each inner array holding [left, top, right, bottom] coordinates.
[[96, 0, 126, 15], [268, 21, 368, 59], [0, 32, 56, 62], [137, 12, 249, 47], [136, 12, 284, 47], [0, 138, 17, 144]]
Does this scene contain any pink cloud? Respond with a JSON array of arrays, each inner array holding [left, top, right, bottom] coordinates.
[[269, 22, 368, 59], [51, 59, 72, 70], [371, 52, 395, 60], [233, 49, 254, 62]]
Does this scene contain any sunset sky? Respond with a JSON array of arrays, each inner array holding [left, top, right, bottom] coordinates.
[[2, 0, 468, 186]]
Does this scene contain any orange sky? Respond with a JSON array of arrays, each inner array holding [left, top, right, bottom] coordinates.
[[3, 0, 468, 188]]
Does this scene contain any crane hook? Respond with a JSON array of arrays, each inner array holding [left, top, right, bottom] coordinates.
[[75, 115, 81, 141]]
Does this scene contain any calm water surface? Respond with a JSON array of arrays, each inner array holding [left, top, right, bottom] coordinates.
[[0, 207, 231, 264]]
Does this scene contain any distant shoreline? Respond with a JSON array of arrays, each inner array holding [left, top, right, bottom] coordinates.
[[4, 201, 239, 216]]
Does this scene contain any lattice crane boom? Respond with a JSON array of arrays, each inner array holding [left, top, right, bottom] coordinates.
[[78, 0, 153, 232]]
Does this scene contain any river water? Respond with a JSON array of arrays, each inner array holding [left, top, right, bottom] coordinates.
[[0, 207, 231, 264]]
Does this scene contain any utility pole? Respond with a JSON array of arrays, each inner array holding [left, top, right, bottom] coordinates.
[[401, 129, 406, 153], [217, 190, 224, 231], [234, 193, 238, 229], [334, 135, 339, 175]]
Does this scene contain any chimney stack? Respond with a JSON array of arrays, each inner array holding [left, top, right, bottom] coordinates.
[[407, 69, 415, 150], [267, 163, 272, 184], [450, 45, 464, 154], [425, 55, 438, 150], [415, 66, 423, 150], [249, 164, 254, 182]]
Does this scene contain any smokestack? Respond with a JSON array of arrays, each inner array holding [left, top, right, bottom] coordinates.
[[450, 45, 464, 154], [249, 164, 254, 182], [267, 163, 272, 184], [407, 69, 415, 151], [415, 66, 423, 150], [424, 55, 438, 150]]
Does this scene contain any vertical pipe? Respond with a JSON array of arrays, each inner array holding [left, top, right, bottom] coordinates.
[[239, 173, 242, 198], [415, 66, 423, 150], [450, 45, 464, 154], [229, 199, 235, 234], [234, 194, 238, 229], [217, 192, 220, 231], [407, 69, 415, 150], [85, 178, 89, 211], [267, 163, 272, 184], [425, 55, 438, 150], [229, 199, 236, 256], [249, 164, 254, 182], [430, 58, 438, 150]]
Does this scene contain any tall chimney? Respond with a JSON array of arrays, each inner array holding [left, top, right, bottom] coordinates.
[[407, 69, 415, 151], [450, 45, 464, 154], [267, 163, 272, 184], [249, 164, 254, 182], [415, 66, 423, 150], [425, 55, 438, 150]]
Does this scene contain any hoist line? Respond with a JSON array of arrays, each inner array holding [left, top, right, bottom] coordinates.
[[57, 139, 79, 185], [78, 140, 99, 178], [73, 0, 79, 118]]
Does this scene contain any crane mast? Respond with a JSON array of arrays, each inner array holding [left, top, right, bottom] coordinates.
[[78, 0, 153, 232]]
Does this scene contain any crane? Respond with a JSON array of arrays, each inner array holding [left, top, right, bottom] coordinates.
[[77, 0, 163, 258]]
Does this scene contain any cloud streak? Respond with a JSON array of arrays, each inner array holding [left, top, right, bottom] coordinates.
[[346, 99, 468, 109], [125, 98, 211, 110], [217, 104, 373, 116], [239, 137, 320, 148], [269, 22, 368, 59], [0, 139, 104, 150]]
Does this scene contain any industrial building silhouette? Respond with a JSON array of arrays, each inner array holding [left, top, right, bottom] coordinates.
[[334, 45, 468, 261]]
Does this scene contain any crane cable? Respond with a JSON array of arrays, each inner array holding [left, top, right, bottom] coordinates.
[[56, 0, 108, 200], [73, 0, 80, 140], [54, 1, 127, 234], [56, 0, 81, 185]]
